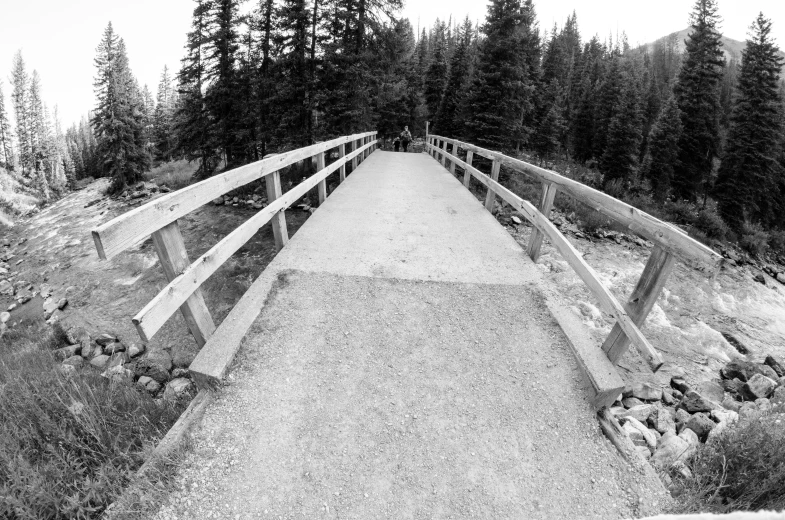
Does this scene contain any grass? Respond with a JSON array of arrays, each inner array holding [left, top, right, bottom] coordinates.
[[0, 166, 40, 219], [669, 411, 785, 513], [0, 320, 186, 519], [143, 160, 200, 191]]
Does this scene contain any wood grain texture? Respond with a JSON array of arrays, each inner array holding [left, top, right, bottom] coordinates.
[[338, 143, 346, 183], [428, 135, 722, 273], [484, 160, 500, 212], [527, 182, 558, 262], [463, 150, 473, 188], [265, 170, 288, 252], [316, 151, 327, 205], [92, 132, 376, 260], [602, 246, 676, 364], [149, 221, 216, 346]]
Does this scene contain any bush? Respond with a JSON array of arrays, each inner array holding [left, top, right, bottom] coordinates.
[[768, 230, 785, 255], [739, 222, 770, 259], [671, 412, 785, 513], [694, 207, 730, 242], [143, 160, 199, 191], [0, 320, 185, 519]]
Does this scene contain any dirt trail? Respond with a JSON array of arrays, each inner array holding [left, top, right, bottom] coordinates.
[[149, 152, 666, 519]]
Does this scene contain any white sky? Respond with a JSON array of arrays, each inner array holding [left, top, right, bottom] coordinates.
[[1, 0, 784, 129]]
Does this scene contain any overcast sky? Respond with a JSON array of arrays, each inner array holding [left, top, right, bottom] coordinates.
[[1, 0, 784, 129]]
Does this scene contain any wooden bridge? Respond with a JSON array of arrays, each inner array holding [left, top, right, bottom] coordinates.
[[93, 130, 722, 517]]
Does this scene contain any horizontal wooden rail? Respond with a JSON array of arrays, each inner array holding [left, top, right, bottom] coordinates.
[[427, 140, 664, 372], [428, 135, 723, 274], [92, 131, 377, 260], [132, 140, 377, 342]]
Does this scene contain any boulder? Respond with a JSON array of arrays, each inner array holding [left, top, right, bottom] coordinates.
[[697, 381, 725, 403], [778, 273, 785, 284], [164, 378, 194, 401], [680, 389, 720, 413], [66, 326, 90, 347], [134, 350, 172, 383], [679, 428, 700, 449], [102, 365, 133, 383], [631, 382, 662, 401], [103, 341, 126, 355], [57, 298, 68, 310], [674, 408, 692, 433], [721, 360, 778, 382], [127, 343, 146, 358], [171, 368, 190, 379], [136, 375, 162, 395], [62, 355, 84, 368], [685, 412, 715, 440], [635, 446, 652, 460], [771, 386, 785, 407], [721, 378, 745, 396], [89, 354, 110, 370], [738, 402, 759, 422], [623, 422, 647, 448], [756, 398, 772, 414], [171, 346, 196, 369], [708, 409, 739, 441], [649, 406, 676, 435], [764, 355, 785, 377], [651, 432, 692, 469], [721, 396, 742, 412], [0, 279, 14, 296], [754, 273, 766, 285], [53, 345, 81, 361], [625, 417, 657, 450], [670, 377, 690, 394], [661, 389, 676, 406], [0, 311, 9, 324], [741, 373, 777, 400], [94, 333, 118, 347], [620, 404, 657, 423], [622, 397, 644, 408], [510, 215, 522, 225]]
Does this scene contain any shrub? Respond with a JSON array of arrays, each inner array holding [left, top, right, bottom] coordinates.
[[0, 320, 184, 519], [143, 159, 199, 191], [694, 207, 730, 242], [739, 222, 770, 259], [671, 412, 785, 513], [768, 230, 785, 255]]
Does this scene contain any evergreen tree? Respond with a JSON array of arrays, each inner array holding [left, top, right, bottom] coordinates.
[[599, 67, 643, 187], [434, 17, 473, 137], [673, 0, 724, 201], [154, 66, 177, 161], [275, 0, 313, 146], [531, 80, 566, 165], [0, 80, 14, 170], [424, 19, 448, 122], [11, 51, 33, 177], [642, 95, 683, 201], [715, 13, 785, 230], [463, 0, 540, 152]]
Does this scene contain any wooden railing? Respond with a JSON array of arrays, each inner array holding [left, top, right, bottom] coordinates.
[[92, 132, 378, 387], [426, 133, 723, 373]]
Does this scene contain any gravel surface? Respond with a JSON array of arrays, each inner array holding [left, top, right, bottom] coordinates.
[[152, 271, 666, 519]]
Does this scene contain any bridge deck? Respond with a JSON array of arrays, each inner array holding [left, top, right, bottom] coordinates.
[[153, 152, 664, 519]]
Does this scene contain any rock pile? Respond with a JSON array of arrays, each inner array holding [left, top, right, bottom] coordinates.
[[117, 181, 171, 202], [610, 355, 785, 479], [57, 327, 196, 402]]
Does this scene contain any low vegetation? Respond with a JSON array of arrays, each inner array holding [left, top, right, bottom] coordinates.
[[142, 159, 199, 191], [0, 166, 39, 219], [0, 320, 185, 519]]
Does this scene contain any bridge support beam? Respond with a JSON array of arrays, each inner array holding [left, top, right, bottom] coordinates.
[[463, 151, 473, 189], [449, 142, 457, 175], [484, 159, 501, 212], [601, 245, 676, 364], [151, 221, 216, 347], [527, 182, 558, 262], [338, 144, 346, 183], [316, 151, 327, 205], [266, 170, 289, 252]]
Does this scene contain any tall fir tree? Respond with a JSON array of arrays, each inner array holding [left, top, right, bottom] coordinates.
[[433, 17, 473, 137], [424, 19, 448, 122], [642, 95, 683, 201], [714, 13, 785, 230], [463, 0, 540, 152], [672, 0, 724, 201], [599, 67, 643, 187], [0, 80, 14, 170], [11, 52, 33, 177], [154, 66, 177, 161]]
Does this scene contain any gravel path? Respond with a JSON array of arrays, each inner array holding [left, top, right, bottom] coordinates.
[[148, 152, 667, 519]]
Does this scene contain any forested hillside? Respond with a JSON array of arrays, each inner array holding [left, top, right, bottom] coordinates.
[[1, 0, 784, 255]]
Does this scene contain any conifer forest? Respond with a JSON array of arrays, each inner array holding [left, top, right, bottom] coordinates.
[[1, 0, 785, 246]]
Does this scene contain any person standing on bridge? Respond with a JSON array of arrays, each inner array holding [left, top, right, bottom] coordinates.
[[400, 126, 412, 152]]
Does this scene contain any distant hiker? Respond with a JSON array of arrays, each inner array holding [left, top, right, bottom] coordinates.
[[393, 137, 401, 152], [400, 126, 412, 152]]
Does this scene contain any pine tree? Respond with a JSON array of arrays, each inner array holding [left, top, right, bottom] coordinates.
[[673, 0, 724, 201], [463, 0, 539, 151], [599, 67, 643, 187], [642, 95, 683, 201], [11, 52, 33, 177], [275, 0, 313, 146], [0, 80, 15, 170], [28, 71, 48, 179], [434, 17, 473, 137], [714, 13, 785, 230], [154, 66, 177, 161], [424, 19, 448, 123], [531, 81, 566, 166]]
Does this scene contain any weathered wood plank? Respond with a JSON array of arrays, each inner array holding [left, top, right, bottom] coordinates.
[[602, 246, 676, 364], [440, 140, 447, 166], [265, 170, 288, 252], [92, 132, 376, 260], [316, 151, 327, 205], [527, 182, 558, 262], [150, 221, 216, 347], [428, 135, 722, 273], [449, 142, 457, 175], [431, 144, 664, 372], [463, 150, 473, 189], [133, 141, 375, 343], [338, 143, 346, 183], [484, 159, 501, 212]]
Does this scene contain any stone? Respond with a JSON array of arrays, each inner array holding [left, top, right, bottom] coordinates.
[[53, 345, 81, 361], [0, 279, 14, 296], [721, 360, 778, 382], [670, 377, 690, 394], [57, 298, 68, 310], [674, 408, 692, 433], [212, 196, 225, 205], [62, 355, 84, 368], [651, 432, 692, 469], [134, 350, 172, 383], [755, 398, 772, 413], [661, 389, 676, 406], [649, 406, 676, 435], [171, 368, 190, 379], [634, 446, 652, 460], [671, 388, 684, 401], [631, 382, 662, 401], [764, 355, 785, 378], [680, 389, 720, 413], [771, 386, 785, 407], [66, 326, 90, 346], [697, 381, 725, 403], [89, 354, 110, 370], [94, 333, 118, 347], [778, 273, 785, 284], [510, 215, 522, 225], [721, 332, 750, 355], [620, 404, 657, 423], [679, 427, 700, 448], [685, 412, 715, 440], [171, 347, 196, 369], [738, 402, 759, 422], [127, 342, 146, 358], [58, 364, 77, 377], [754, 273, 766, 285], [107, 352, 129, 370], [0, 311, 9, 324], [7, 303, 16, 312], [623, 422, 647, 448], [721, 396, 742, 412], [625, 417, 657, 450], [102, 365, 133, 383], [82, 344, 103, 359], [741, 373, 777, 400], [721, 378, 745, 396], [622, 397, 643, 408], [164, 377, 194, 401], [103, 341, 126, 355]]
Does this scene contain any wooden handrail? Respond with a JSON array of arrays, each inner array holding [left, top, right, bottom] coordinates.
[[429, 134, 723, 274], [92, 131, 377, 261], [427, 141, 664, 372], [92, 132, 378, 358]]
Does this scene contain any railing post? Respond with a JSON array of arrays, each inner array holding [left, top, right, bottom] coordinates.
[[440, 140, 447, 166], [527, 182, 558, 262], [151, 220, 216, 347], [602, 245, 676, 364], [449, 142, 457, 175], [316, 151, 327, 205], [463, 150, 473, 188], [265, 170, 289, 251], [338, 143, 346, 183], [484, 159, 501, 212]]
